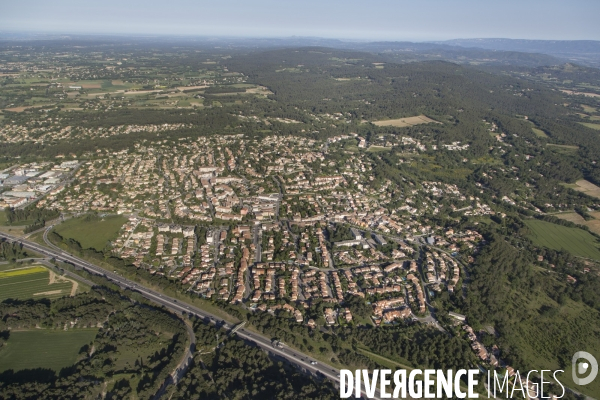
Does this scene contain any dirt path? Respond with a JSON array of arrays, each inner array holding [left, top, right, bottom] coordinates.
[[48, 269, 79, 295], [69, 279, 79, 296], [34, 289, 63, 296]]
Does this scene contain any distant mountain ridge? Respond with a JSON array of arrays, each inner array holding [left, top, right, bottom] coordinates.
[[436, 38, 600, 67], [2, 33, 599, 68]]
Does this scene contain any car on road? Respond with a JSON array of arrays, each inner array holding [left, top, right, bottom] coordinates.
[[310, 361, 317, 365]]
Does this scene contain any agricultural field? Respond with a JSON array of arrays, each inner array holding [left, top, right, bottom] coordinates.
[[524, 219, 600, 260], [0, 265, 77, 301], [0, 329, 98, 372], [372, 114, 439, 127], [579, 122, 600, 130], [581, 104, 597, 113], [366, 145, 391, 153], [546, 143, 579, 155], [555, 212, 600, 235], [0, 66, 271, 114], [53, 215, 127, 251], [564, 179, 600, 199]]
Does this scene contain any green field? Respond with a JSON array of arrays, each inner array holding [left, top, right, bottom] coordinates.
[[366, 145, 391, 153], [581, 105, 597, 113], [546, 143, 579, 155], [531, 127, 548, 138], [525, 219, 600, 260], [0, 265, 46, 278], [0, 266, 73, 301], [579, 122, 600, 130], [0, 329, 98, 372], [54, 215, 127, 251]]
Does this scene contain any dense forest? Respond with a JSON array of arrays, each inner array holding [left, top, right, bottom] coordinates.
[[4, 206, 59, 225], [172, 322, 336, 399], [0, 240, 29, 260], [0, 284, 338, 398], [464, 231, 600, 371], [0, 288, 188, 399]]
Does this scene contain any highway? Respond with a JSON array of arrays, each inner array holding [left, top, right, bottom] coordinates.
[[0, 229, 383, 399]]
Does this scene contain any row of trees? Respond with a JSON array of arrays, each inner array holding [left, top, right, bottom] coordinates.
[[4, 206, 59, 225]]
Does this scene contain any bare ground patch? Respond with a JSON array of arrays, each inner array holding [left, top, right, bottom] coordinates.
[[245, 86, 273, 95], [4, 106, 31, 112], [177, 85, 208, 92], [48, 269, 78, 296], [562, 90, 600, 98]]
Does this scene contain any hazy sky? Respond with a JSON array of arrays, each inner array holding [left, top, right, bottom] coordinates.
[[2, 0, 599, 41]]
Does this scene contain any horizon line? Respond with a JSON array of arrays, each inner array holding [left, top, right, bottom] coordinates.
[[1, 31, 600, 44]]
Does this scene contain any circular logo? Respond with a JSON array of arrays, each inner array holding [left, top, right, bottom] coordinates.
[[572, 351, 598, 386]]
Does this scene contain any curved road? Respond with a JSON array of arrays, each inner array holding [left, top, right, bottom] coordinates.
[[0, 229, 382, 400]]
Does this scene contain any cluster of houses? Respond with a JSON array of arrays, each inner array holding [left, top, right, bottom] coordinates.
[[0, 121, 191, 144], [423, 250, 461, 293], [32, 133, 494, 332]]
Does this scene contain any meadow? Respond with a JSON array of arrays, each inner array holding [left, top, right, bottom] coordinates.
[[564, 179, 600, 199], [525, 219, 600, 260], [53, 215, 127, 251], [372, 115, 439, 127], [0, 329, 98, 372], [366, 145, 391, 153], [579, 122, 600, 130], [581, 104, 597, 113], [0, 266, 74, 301], [546, 143, 579, 155]]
